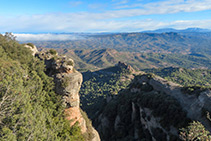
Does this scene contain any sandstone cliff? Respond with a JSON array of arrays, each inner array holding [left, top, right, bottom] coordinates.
[[37, 49, 100, 141], [94, 73, 211, 140]]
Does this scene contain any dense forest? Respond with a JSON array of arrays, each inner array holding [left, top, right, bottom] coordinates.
[[80, 65, 134, 119], [0, 33, 84, 140]]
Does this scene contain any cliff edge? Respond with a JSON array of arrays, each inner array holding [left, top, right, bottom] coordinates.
[[37, 49, 100, 141]]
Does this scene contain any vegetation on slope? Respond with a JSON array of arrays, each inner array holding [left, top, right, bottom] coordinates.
[[180, 121, 211, 140], [94, 73, 211, 140], [80, 66, 133, 119], [0, 33, 84, 140], [94, 74, 190, 140], [143, 67, 211, 88]]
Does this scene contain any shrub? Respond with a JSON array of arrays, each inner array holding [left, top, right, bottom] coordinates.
[[67, 60, 73, 66], [49, 49, 57, 55], [179, 121, 211, 140], [26, 43, 34, 48]]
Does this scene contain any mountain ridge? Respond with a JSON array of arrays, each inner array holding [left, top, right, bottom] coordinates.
[[143, 27, 211, 33], [57, 48, 211, 71]]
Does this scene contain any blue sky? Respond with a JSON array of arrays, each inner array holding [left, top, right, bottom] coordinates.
[[0, 0, 211, 32]]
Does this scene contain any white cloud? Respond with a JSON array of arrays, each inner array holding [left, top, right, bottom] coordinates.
[[69, 1, 83, 7], [0, 0, 211, 32], [9, 18, 211, 35], [114, 0, 211, 14], [14, 33, 84, 41], [113, 0, 129, 5]]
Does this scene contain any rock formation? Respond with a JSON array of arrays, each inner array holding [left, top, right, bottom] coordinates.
[[94, 73, 211, 140], [135, 74, 211, 131], [24, 43, 38, 56], [116, 61, 135, 73], [37, 50, 100, 141]]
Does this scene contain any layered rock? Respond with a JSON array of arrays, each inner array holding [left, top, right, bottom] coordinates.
[[37, 50, 100, 141]]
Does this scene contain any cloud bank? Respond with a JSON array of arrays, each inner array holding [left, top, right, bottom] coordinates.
[[15, 34, 84, 41]]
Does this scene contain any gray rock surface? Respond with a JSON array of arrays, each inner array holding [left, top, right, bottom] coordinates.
[[55, 72, 82, 107]]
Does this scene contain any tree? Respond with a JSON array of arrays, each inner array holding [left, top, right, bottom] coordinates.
[[179, 121, 211, 141]]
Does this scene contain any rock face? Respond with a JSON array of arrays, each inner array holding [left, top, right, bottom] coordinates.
[[140, 74, 211, 131], [55, 72, 82, 107], [116, 61, 135, 73], [94, 73, 211, 140], [37, 50, 100, 141]]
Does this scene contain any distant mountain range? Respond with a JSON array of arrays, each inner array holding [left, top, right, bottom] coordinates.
[[56, 48, 211, 71], [143, 28, 211, 33], [35, 31, 211, 56], [22, 28, 211, 71]]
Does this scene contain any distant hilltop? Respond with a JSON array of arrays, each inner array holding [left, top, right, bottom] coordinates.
[[143, 27, 211, 33]]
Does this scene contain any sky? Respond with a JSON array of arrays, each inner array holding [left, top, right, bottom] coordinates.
[[1, 0, 211, 33]]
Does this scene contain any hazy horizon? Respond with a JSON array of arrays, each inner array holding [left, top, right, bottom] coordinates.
[[6, 27, 209, 41]]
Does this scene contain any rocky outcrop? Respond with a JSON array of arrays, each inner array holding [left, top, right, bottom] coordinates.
[[54, 72, 82, 108], [116, 61, 135, 73], [24, 43, 38, 56], [134, 74, 211, 131], [94, 73, 211, 140], [37, 50, 100, 141]]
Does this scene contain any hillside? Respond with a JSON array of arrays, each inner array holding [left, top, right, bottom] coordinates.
[[58, 48, 211, 70], [0, 34, 100, 140], [80, 62, 137, 119], [144, 67, 211, 87]]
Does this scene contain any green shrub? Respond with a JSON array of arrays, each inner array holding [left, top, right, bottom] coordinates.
[[80, 109, 95, 140], [49, 49, 57, 55], [26, 43, 34, 48], [61, 76, 70, 88], [179, 121, 211, 140], [181, 86, 208, 96], [67, 60, 73, 66]]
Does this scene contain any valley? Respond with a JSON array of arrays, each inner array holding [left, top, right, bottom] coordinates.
[[28, 31, 211, 71], [1, 0, 211, 140]]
